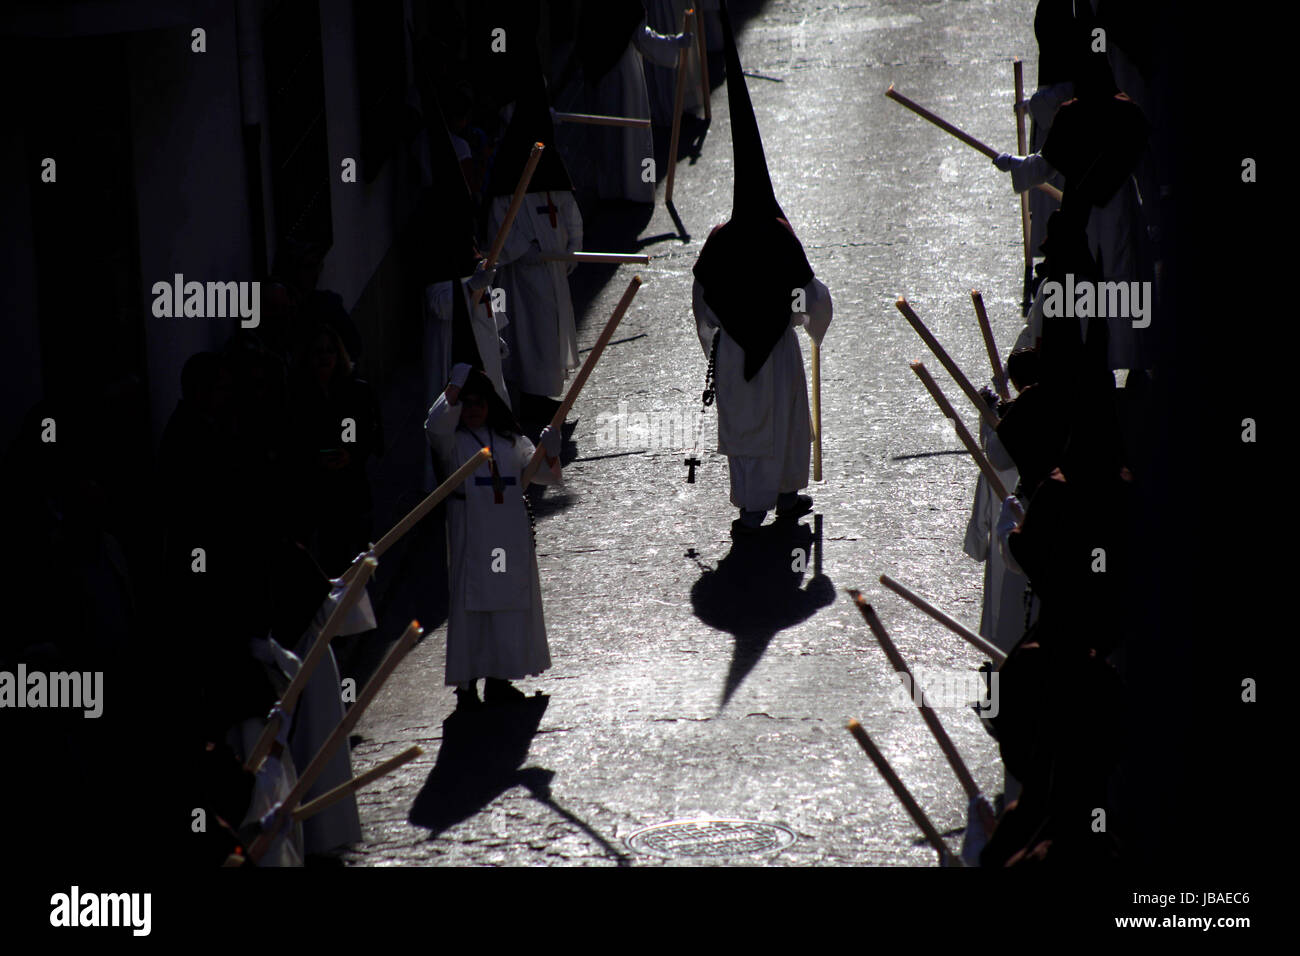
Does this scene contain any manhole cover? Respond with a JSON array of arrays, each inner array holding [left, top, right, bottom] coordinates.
[[625, 819, 797, 858]]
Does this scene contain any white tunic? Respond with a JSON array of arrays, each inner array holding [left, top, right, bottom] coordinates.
[[692, 277, 830, 512], [287, 606, 364, 855], [488, 190, 583, 398], [961, 425, 1032, 653], [425, 394, 559, 684]]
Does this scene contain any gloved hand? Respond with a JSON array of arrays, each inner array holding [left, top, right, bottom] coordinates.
[[1029, 82, 1073, 128], [996, 495, 1022, 539], [538, 425, 560, 461], [671, 31, 694, 48], [993, 152, 1017, 172], [467, 259, 496, 291], [449, 363, 472, 388]]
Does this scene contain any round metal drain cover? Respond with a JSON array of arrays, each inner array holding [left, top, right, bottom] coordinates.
[[626, 819, 796, 858]]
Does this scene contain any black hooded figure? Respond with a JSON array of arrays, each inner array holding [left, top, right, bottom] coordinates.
[[691, 1, 832, 536], [417, 90, 509, 397], [484, 55, 584, 424], [568, 0, 690, 203]]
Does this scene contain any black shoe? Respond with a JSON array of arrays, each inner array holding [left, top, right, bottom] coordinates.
[[775, 494, 813, 519], [730, 518, 762, 538], [454, 687, 482, 711], [484, 678, 526, 704]]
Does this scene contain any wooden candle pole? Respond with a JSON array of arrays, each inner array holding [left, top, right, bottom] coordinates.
[[971, 290, 1010, 402], [879, 573, 1007, 667], [885, 85, 1064, 202], [695, 5, 711, 121], [247, 620, 423, 863], [244, 556, 378, 773], [664, 8, 694, 206], [811, 341, 823, 481], [293, 745, 423, 823], [521, 276, 643, 487], [552, 112, 651, 128], [910, 361, 1024, 520], [1013, 59, 1033, 274], [896, 297, 999, 431], [340, 447, 491, 583], [541, 251, 650, 265], [848, 591, 981, 800], [471, 142, 544, 308], [846, 719, 962, 866]]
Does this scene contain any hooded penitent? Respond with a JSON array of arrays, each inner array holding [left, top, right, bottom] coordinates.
[[487, 53, 574, 197], [1041, 93, 1147, 209], [576, 0, 646, 86], [414, 95, 485, 371], [692, 1, 814, 381]]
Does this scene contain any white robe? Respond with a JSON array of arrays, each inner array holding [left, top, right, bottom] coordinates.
[[962, 425, 1032, 653], [288, 608, 363, 855], [692, 277, 830, 513], [425, 394, 559, 684], [488, 190, 583, 398]]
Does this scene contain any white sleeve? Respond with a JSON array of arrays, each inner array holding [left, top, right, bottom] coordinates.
[[517, 435, 560, 487], [799, 277, 832, 345], [692, 279, 722, 357], [1011, 154, 1056, 194], [425, 392, 461, 441]]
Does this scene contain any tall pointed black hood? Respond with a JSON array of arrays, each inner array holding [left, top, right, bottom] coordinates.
[[576, 1, 646, 86], [692, 1, 813, 381], [414, 95, 480, 285], [487, 53, 573, 197]]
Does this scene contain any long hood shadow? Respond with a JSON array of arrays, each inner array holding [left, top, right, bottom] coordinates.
[[690, 520, 835, 708], [409, 695, 549, 838]]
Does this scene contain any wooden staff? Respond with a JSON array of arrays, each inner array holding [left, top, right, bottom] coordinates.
[[293, 745, 423, 823], [247, 620, 423, 863], [244, 556, 378, 774], [664, 8, 694, 206], [340, 447, 492, 583], [471, 142, 544, 308], [879, 574, 1007, 666], [541, 252, 650, 265], [910, 361, 1024, 520], [811, 341, 823, 481], [521, 276, 643, 486], [845, 719, 962, 866], [885, 85, 1064, 201], [848, 591, 981, 800], [1013, 59, 1033, 274], [971, 290, 1010, 402], [552, 112, 651, 128], [896, 297, 999, 431], [695, 4, 711, 121]]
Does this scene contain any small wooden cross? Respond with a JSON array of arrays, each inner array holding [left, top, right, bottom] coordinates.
[[684, 456, 700, 483]]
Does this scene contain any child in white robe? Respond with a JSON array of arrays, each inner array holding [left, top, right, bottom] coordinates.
[[425, 365, 561, 709]]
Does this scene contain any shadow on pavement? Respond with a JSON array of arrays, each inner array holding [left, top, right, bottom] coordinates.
[[408, 694, 628, 864], [409, 693, 550, 837], [689, 516, 835, 708]]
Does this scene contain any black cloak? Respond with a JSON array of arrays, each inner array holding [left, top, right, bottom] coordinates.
[[692, 0, 814, 381]]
